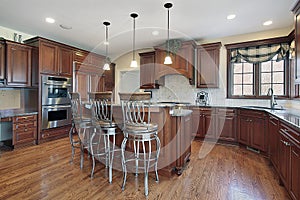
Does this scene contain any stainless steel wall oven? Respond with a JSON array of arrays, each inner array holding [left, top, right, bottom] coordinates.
[[41, 75, 72, 130]]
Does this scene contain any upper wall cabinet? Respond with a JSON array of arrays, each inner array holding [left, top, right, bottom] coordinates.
[[292, 1, 300, 84], [6, 41, 32, 87], [25, 37, 73, 77], [155, 40, 195, 85], [0, 41, 5, 81], [139, 51, 159, 89], [196, 42, 221, 88], [73, 50, 106, 67], [0, 40, 35, 87]]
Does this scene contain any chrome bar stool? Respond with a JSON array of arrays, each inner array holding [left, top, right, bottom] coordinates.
[[69, 92, 94, 169], [119, 92, 160, 196], [89, 92, 121, 183]]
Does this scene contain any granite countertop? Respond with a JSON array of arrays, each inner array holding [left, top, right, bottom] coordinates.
[[0, 109, 38, 118]]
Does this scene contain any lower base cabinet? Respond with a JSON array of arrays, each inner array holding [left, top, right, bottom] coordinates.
[[13, 115, 37, 148], [40, 125, 70, 143]]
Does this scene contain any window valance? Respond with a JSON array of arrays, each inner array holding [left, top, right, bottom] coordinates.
[[230, 43, 290, 63]]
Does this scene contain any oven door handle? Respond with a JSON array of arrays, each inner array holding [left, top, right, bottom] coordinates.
[[43, 105, 71, 109], [43, 82, 71, 87]]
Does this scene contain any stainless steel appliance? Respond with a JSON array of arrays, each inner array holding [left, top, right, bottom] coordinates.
[[195, 91, 209, 106], [41, 105, 72, 129], [42, 75, 72, 105], [41, 75, 72, 130]]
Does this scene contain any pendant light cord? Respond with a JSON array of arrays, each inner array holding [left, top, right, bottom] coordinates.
[[167, 7, 170, 56], [106, 25, 108, 60], [133, 16, 136, 60]]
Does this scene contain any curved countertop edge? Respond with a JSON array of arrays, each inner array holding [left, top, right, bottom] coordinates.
[[0, 110, 38, 118]]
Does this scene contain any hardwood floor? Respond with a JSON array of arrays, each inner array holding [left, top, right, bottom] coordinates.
[[0, 137, 290, 200]]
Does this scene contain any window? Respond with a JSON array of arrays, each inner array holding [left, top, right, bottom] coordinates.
[[226, 36, 292, 99], [231, 57, 286, 97]]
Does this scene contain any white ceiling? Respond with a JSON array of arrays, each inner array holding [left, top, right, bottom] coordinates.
[[0, 0, 297, 60]]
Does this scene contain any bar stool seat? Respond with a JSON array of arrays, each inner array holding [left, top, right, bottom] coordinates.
[[119, 92, 160, 196], [89, 92, 121, 183]]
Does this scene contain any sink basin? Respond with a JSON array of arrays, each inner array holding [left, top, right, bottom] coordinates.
[[241, 106, 285, 111]]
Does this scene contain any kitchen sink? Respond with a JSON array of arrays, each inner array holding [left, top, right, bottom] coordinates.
[[241, 106, 285, 111]]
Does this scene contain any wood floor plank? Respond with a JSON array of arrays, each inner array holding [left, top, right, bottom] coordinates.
[[0, 138, 291, 200]]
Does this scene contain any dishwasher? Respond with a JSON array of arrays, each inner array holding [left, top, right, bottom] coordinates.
[[0, 117, 13, 151]]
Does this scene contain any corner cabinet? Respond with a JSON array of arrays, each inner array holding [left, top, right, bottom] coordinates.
[[155, 40, 195, 85], [238, 109, 267, 152], [196, 42, 221, 88], [139, 51, 159, 89]]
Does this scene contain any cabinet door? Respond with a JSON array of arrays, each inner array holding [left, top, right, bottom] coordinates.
[[104, 63, 115, 91], [191, 111, 201, 138], [216, 114, 236, 142], [0, 42, 4, 80], [197, 42, 221, 88], [290, 144, 300, 200], [6, 43, 32, 87], [251, 118, 266, 151], [140, 51, 158, 89], [202, 113, 215, 139], [238, 116, 250, 145], [58, 46, 73, 77], [278, 132, 290, 188], [40, 42, 57, 74], [90, 74, 105, 92], [269, 116, 279, 169], [74, 71, 89, 101]]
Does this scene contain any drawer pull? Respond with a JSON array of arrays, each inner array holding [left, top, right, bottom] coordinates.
[[280, 140, 291, 146]]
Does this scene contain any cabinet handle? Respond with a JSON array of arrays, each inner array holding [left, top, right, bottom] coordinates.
[[280, 139, 291, 146]]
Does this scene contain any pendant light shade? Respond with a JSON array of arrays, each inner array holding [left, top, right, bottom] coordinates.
[[164, 3, 173, 65], [130, 13, 138, 68], [103, 21, 111, 70]]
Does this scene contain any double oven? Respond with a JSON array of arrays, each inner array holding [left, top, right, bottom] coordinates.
[[41, 75, 72, 130]]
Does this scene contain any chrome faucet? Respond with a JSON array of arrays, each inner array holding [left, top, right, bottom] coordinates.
[[267, 88, 277, 109]]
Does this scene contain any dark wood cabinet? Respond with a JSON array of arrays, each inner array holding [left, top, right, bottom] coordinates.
[[290, 144, 300, 200], [12, 114, 37, 148], [74, 62, 105, 101], [268, 115, 280, 170], [292, 1, 300, 83], [6, 42, 32, 87], [196, 42, 221, 88], [215, 108, 236, 142], [25, 37, 73, 77], [139, 51, 159, 89], [238, 109, 267, 152], [40, 41, 73, 76], [191, 107, 215, 139], [0, 42, 5, 81], [103, 63, 115, 92], [155, 41, 195, 84]]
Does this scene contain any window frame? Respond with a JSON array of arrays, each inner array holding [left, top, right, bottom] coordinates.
[[225, 35, 293, 99]]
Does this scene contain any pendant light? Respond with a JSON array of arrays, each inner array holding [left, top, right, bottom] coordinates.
[[130, 13, 138, 68], [103, 21, 111, 70], [164, 3, 173, 65]]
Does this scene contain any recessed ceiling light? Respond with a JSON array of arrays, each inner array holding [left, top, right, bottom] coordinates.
[[45, 17, 55, 24], [152, 30, 159, 36], [59, 24, 72, 30], [263, 20, 272, 26], [227, 14, 236, 20]]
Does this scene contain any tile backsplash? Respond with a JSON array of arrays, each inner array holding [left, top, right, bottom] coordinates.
[[0, 90, 21, 110]]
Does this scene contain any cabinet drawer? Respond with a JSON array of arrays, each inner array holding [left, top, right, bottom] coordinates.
[[269, 115, 279, 126], [16, 129, 36, 142], [192, 107, 214, 114], [280, 122, 300, 145], [13, 115, 37, 123], [239, 109, 266, 118], [13, 121, 37, 132], [216, 108, 236, 116]]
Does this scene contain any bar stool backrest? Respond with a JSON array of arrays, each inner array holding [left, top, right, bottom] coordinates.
[[119, 92, 152, 130], [69, 92, 83, 123], [89, 92, 114, 126]]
